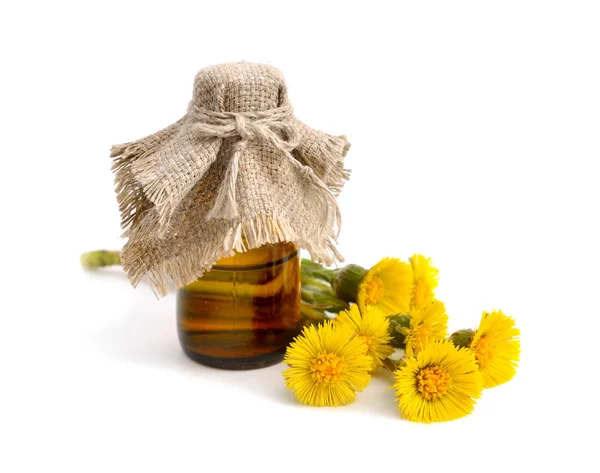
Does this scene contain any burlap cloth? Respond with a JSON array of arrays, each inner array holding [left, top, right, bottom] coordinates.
[[111, 62, 350, 296]]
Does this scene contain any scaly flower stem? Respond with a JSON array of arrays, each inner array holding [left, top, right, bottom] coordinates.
[[301, 304, 329, 322], [300, 258, 336, 283], [80, 250, 121, 268], [382, 357, 399, 373], [388, 314, 411, 348], [301, 274, 335, 293]]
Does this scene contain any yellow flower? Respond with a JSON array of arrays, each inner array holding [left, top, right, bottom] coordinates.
[[357, 258, 413, 316], [410, 254, 439, 310], [283, 321, 373, 407], [468, 310, 520, 388], [402, 300, 448, 357], [393, 340, 483, 423], [335, 305, 394, 369]]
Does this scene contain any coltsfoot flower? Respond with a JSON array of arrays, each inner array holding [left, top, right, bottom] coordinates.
[[357, 258, 413, 315], [409, 254, 439, 310], [451, 310, 520, 388], [393, 340, 483, 423], [335, 305, 394, 369], [401, 300, 448, 356], [283, 321, 373, 407], [332, 258, 413, 316]]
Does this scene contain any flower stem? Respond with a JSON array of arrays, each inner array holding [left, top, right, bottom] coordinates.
[[80, 250, 121, 268], [382, 357, 399, 373], [301, 258, 336, 283]]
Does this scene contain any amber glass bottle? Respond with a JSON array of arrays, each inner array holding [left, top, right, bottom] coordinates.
[[176, 243, 301, 369]]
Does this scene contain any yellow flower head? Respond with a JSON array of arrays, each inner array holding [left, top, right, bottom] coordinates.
[[357, 258, 413, 316], [469, 310, 520, 388], [283, 321, 373, 407], [335, 305, 394, 369], [402, 300, 448, 357], [409, 254, 439, 310], [393, 340, 483, 423]]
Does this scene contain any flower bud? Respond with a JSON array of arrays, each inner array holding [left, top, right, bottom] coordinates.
[[449, 329, 475, 348], [332, 264, 367, 303]]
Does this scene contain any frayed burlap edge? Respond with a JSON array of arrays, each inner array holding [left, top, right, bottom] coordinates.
[[110, 117, 187, 234], [122, 211, 342, 297]]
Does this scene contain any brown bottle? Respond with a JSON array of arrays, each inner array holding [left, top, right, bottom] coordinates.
[[176, 243, 301, 369]]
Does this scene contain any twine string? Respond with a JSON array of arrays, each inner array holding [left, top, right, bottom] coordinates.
[[187, 102, 308, 220]]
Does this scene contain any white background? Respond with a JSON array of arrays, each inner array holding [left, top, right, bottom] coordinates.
[[1, 1, 598, 471]]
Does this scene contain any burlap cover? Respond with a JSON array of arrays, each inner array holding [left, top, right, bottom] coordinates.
[[111, 62, 350, 295]]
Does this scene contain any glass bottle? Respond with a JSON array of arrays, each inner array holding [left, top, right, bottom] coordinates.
[[176, 242, 301, 370]]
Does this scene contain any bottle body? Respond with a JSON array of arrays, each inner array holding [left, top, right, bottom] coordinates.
[[177, 243, 301, 369]]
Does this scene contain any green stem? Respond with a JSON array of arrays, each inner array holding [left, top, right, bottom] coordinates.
[[388, 314, 411, 348], [301, 274, 335, 292], [300, 258, 336, 283], [301, 303, 328, 322], [80, 250, 121, 268], [382, 357, 399, 373]]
